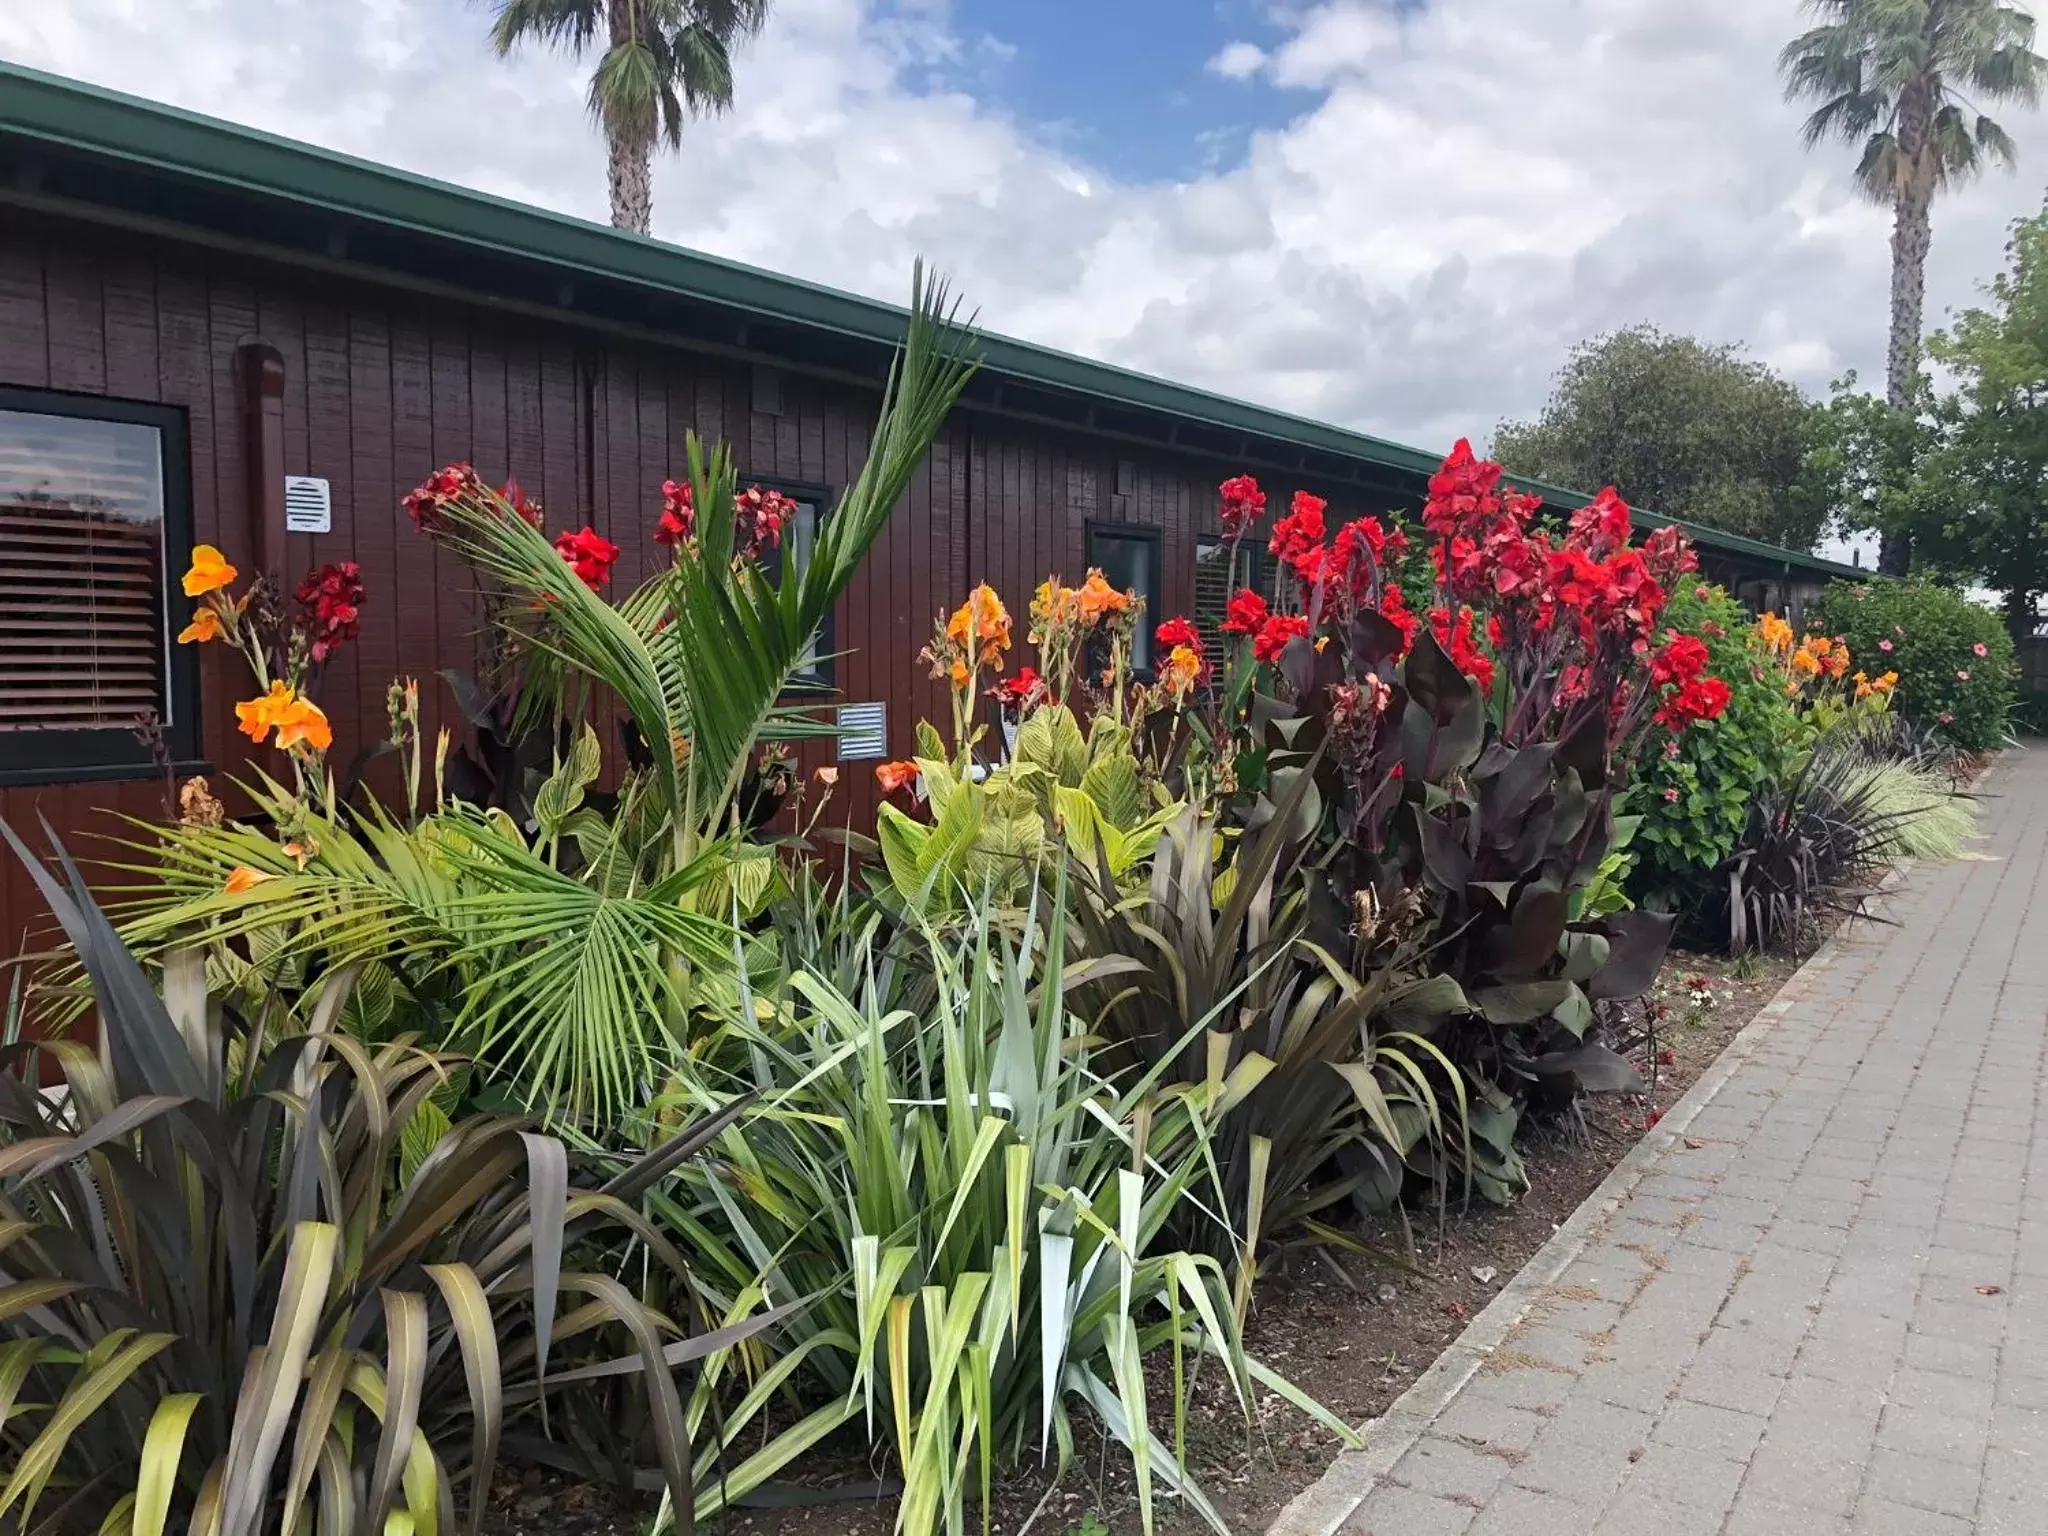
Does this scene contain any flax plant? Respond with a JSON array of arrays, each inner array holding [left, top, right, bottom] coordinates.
[[643, 892, 1356, 1536]]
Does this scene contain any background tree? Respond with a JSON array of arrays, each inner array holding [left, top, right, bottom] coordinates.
[[1920, 201, 2048, 637], [1780, 0, 2044, 575], [489, 0, 771, 235], [1491, 327, 1832, 550], [1805, 370, 1943, 567]]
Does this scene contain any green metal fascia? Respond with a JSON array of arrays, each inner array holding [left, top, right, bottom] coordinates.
[[0, 60, 1862, 580]]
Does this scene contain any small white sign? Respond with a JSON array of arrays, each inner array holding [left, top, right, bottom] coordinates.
[[284, 476, 332, 534], [836, 701, 887, 761]]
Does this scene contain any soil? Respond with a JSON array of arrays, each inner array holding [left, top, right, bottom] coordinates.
[[485, 943, 1814, 1536]]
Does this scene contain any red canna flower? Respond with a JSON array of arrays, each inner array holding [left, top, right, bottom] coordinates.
[[989, 666, 1042, 708], [1331, 516, 1406, 585], [1423, 439, 1506, 539], [1654, 674, 1731, 731], [655, 479, 696, 547], [403, 463, 481, 534], [1221, 588, 1270, 637], [1268, 491, 1327, 563], [554, 527, 620, 591], [293, 561, 366, 663], [1429, 604, 1496, 692], [736, 485, 797, 560], [1380, 581, 1421, 653], [499, 479, 545, 530], [1155, 615, 1202, 655], [1252, 612, 1311, 664], [1650, 632, 1710, 688], [1218, 474, 1267, 541], [1568, 486, 1634, 559], [1641, 525, 1699, 585]]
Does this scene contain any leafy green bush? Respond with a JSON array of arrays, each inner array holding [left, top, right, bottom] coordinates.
[[0, 825, 760, 1536], [1817, 581, 2015, 752], [1626, 583, 1802, 913]]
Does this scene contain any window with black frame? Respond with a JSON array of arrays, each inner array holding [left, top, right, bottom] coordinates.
[[747, 478, 832, 688], [1193, 536, 1282, 651], [0, 390, 197, 783], [1085, 522, 1161, 673]]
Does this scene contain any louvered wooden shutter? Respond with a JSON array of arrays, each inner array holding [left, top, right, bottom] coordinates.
[[0, 410, 168, 734]]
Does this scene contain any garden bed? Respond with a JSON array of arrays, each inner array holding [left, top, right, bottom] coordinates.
[[482, 942, 1810, 1536]]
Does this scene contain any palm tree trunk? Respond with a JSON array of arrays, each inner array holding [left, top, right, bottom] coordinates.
[[603, 0, 654, 233], [1877, 187, 1932, 577], [1879, 78, 1937, 579], [607, 125, 653, 234]]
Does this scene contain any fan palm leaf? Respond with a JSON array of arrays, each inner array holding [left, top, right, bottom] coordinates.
[[112, 783, 737, 1125]]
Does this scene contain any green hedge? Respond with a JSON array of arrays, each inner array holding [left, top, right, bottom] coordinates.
[[1627, 583, 1802, 911], [1815, 581, 2015, 753]]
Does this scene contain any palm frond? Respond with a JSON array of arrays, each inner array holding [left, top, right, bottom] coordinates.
[[1852, 129, 1906, 201], [111, 789, 737, 1127], [590, 38, 665, 139], [663, 23, 739, 121], [486, 0, 602, 57]]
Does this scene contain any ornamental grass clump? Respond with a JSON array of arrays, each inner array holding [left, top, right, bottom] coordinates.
[[644, 897, 1354, 1536]]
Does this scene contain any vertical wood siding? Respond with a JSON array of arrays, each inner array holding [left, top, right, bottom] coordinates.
[[0, 206, 1396, 956]]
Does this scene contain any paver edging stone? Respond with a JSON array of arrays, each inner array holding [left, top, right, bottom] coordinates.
[[1259, 839, 1941, 1536]]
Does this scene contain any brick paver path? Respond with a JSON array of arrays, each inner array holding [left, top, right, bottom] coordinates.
[[1315, 747, 2048, 1536]]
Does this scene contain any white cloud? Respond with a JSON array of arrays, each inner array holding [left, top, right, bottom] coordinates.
[[1267, 1, 1406, 89], [3, 0, 2046, 465], [1208, 40, 1267, 80]]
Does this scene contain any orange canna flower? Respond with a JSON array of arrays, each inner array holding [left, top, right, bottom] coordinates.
[[1755, 613, 1794, 654], [236, 680, 294, 743], [1076, 569, 1130, 620], [1031, 576, 1080, 626], [272, 697, 333, 753], [235, 681, 332, 752], [875, 760, 920, 794], [1873, 670, 1898, 694], [182, 545, 238, 597], [223, 866, 276, 896], [177, 607, 224, 644], [947, 583, 1013, 651], [1160, 643, 1202, 697]]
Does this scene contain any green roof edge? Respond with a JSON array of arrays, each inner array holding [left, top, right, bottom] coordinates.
[[0, 59, 1863, 581]]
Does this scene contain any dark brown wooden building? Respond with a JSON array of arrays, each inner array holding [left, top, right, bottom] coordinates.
[[0, 61, 1861, 956]]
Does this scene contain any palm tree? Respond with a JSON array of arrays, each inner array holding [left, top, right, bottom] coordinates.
[[488, 0, 770, 235], [1781, 0, 2044, 575]]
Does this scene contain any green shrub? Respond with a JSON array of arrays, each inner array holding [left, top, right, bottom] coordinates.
[[1627, 584, 1802, 910], [1816, 581, 2015, 753]]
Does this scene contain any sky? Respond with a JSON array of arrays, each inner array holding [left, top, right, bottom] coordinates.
[[4, 0, 2047, 560]]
